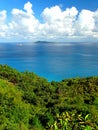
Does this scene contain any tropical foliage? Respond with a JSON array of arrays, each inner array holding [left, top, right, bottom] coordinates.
[[0, 65, 98, 129]]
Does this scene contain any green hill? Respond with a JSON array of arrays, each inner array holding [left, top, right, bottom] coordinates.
[[0, 65, 98, 130]]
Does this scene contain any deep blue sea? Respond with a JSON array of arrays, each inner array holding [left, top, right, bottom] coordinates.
[[0, 42, 98, 81]]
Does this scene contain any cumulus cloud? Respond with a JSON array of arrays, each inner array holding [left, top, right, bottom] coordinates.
[[0, 1, 98, 41], [0, 10, 9, 38], [42, 6, 78, 37], [7, 1, 40, 40], [75, 9, 95, 37], [93, 10, 98, 34], [24, 1, 33, 14], [0, 10, 6, 23]]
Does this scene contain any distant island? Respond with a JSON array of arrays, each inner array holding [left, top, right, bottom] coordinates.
[[35, 41, 52, 43]]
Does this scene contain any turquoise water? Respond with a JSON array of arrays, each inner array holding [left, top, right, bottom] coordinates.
[[0, 42, 98, 81]]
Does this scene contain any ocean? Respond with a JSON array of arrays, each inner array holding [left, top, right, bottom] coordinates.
[[0, 42, 98, 81]]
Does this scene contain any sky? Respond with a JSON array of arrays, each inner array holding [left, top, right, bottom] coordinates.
[[0, 0, 98, 42]]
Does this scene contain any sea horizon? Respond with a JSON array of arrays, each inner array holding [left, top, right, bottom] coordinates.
[[0, 42, 98, 81]]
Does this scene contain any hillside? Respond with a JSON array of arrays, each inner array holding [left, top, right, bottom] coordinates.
[[0, 65, 98, 130]]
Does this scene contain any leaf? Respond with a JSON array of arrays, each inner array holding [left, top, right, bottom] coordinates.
[[85, 114, 90, 120], [84, 125, 92, 130]]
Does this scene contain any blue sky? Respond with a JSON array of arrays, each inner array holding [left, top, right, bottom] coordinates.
[[0, 0, 98, 42]]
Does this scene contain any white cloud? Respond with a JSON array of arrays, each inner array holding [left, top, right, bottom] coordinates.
[[41, 6, 78, 39], [93, 10, 98, 33], [0, 1, 98, 41], [75, 9, 95, 37], [0, 10, 8, 38], [7, 2, 40, 40], [0, 10, 6, 23], [24, 1, 33, 14]]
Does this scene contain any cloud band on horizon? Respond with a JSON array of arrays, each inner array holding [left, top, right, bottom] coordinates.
[[0, 1, 98, 42]]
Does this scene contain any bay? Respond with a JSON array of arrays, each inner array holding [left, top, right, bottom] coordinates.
[[0, 42, 98, 81]]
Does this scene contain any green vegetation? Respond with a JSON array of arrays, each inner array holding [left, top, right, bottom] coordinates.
[[0, 64, 98, 130]]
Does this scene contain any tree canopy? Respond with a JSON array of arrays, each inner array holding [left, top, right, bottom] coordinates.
[[0, 65, 98, 129]]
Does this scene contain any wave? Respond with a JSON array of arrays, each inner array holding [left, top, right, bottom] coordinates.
[[77, 53, 94, 57]]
